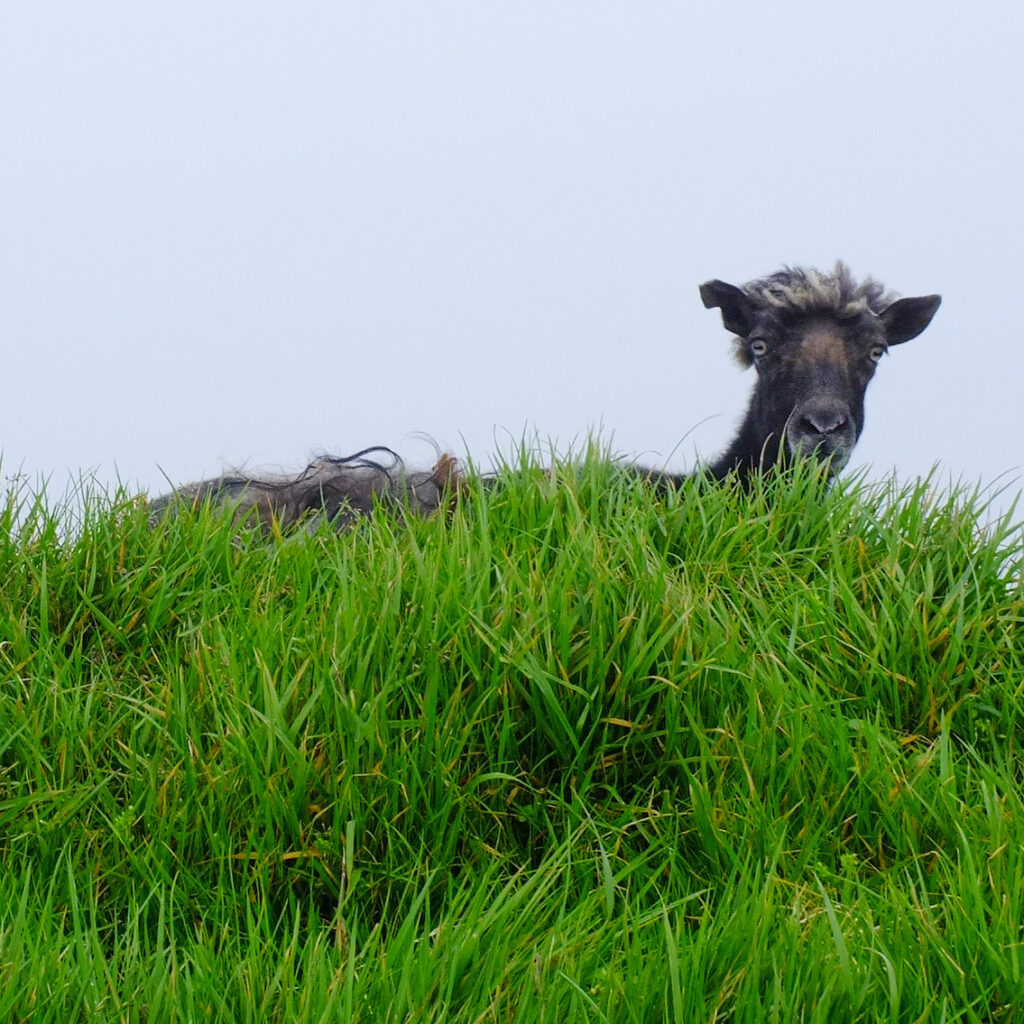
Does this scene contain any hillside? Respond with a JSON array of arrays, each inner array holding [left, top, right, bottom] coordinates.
[[1, 458, 1022, 1022]]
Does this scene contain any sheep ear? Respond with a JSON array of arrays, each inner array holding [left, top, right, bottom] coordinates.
[[700, 280, 754, 338], [880, 294, 941, 345]]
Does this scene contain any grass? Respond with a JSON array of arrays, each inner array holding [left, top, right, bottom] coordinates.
[[1, 452, 1022, 1022]]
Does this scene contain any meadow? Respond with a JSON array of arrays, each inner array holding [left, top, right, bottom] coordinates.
[[1, 455, 1022, 1022]]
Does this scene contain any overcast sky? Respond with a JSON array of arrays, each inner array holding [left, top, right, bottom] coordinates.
[[2, 3, 1022, 516]]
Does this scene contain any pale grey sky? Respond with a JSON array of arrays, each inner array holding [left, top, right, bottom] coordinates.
[[2, 3, 1022, 511]]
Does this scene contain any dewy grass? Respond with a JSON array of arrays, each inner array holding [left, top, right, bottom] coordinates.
[[1, 453, 1023, 1022]]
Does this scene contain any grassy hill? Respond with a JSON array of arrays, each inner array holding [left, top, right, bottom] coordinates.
[[1, 456, 1022, 1022]]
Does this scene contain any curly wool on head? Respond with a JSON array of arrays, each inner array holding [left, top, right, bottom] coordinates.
[[742, 261, 897, 320]]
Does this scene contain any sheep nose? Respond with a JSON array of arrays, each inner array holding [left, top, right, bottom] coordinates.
[[800, 407, 848, 436]]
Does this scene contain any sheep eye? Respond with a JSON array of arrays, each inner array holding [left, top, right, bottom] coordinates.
[[750, 338, 768, 357], [868, 345, 885, 362]]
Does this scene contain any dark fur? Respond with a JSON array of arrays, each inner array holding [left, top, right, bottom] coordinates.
[[150, 447, 464, 530], [152, 263, 940, 527]]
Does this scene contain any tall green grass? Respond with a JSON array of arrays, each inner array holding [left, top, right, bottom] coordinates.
[[1, 455, 1022, 1021]]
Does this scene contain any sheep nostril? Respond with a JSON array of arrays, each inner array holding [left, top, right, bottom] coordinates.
[[801, 411, 848, 437]]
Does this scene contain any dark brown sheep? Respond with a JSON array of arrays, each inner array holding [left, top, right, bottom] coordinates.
[[152, 262, 940, 527]]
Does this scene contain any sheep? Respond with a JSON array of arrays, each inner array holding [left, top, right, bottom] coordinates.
[[151, 262, 940, 528]]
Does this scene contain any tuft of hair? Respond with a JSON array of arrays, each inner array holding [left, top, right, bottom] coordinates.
[[744, 261, 896, 319], [732, 338, 756, 368], [149, 446, 466, 532]]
